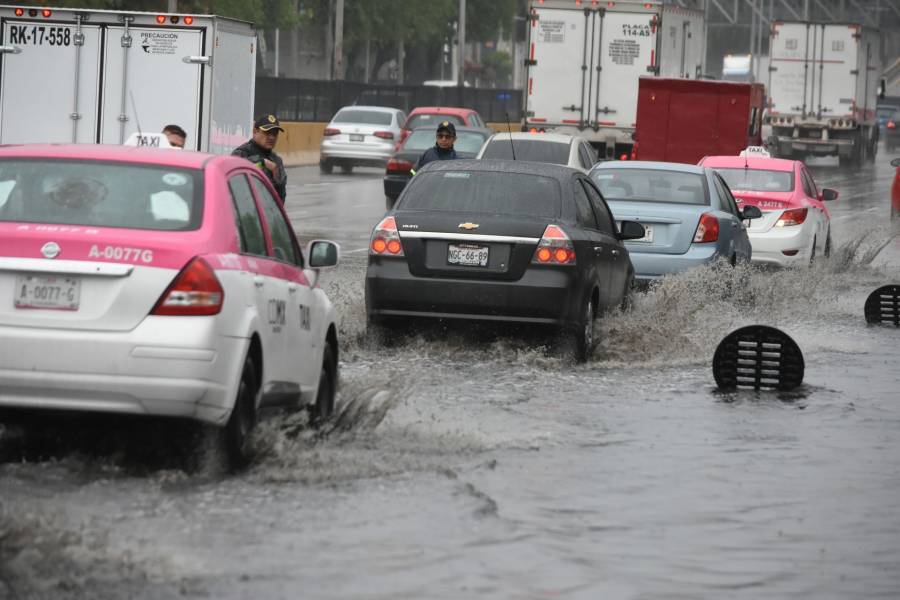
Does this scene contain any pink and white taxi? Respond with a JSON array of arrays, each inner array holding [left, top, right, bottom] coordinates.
[[0, 145, 340, 467], [699, 151, 837, 267]]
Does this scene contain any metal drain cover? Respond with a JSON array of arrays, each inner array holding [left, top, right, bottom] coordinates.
[[713, 325, 804, 391], [864, 285, 900, 326]]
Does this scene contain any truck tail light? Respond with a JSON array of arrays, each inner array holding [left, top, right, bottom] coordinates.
[[370, 216, 405, 256], [184, 16, 194, 24], [323, 128, 341, 136], [41, 9, 52, 17], [151, 257, 224, 316], [14, 8, 23, 16], [532, 225, 576, 265], [374, 131, 394, 140], [775, 208, 808, 227], [630, 143, 638, 160], [156, 15, 166, 23], [386, 158, 414, 173], [693, 213, 719, 243]]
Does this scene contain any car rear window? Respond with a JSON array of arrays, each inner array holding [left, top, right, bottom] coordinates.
[[405, 114, 465, 129], [332, 109, 393, 126], [480, 139, 570, 165], [403, 130, 488, 155], [0, 159, 202, 230], [877, 106, 899, 118], [401, 171, 560, 218], [713, 167, 794, 193], [591, 169, 708, 205]]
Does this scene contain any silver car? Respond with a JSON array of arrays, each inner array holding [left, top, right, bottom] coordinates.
[[589, 161, 762, 285], [476, 132, 597, 173], [320, 105, 406, 174]]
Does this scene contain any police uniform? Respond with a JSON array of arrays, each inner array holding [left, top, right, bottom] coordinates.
[[414, 121, 459, 172], [232, 114, 288, 201]]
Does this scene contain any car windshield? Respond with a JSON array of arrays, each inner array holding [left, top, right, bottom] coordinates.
[[405, 113, 465, 129], [403, 130, 488, 155], [333, 109, 393, 126], [0, 159, 203, 230], [480, 139, 570, 165], [713, 167, 794, 192], [591, 169, 708, 205], [402, 171, 560, 218]]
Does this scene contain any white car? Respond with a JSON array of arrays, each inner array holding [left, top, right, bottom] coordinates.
[[476, 132, 597, 173], [319, 105, 407, 174], [0, 144, 340, 468]]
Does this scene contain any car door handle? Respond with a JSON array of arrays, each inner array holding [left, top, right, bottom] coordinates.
[[611, 249, 620, 257], [593, 246, 604, 253], [287, 283, 298, 293], [253, 276, 265, 288]]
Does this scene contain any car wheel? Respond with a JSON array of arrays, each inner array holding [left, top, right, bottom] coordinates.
[[319, 160, 333, 175], [824, 229, 832, 258], [309, 340, 337, 428], [809, 236, 817, 264], [341, 164, 354, 174], [620, 275, 635, 312], [565, 295, 595, 363], [223, 357, 258, 470]]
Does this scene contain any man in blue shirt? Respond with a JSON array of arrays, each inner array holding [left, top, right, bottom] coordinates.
[[412, 121, 459, 174]]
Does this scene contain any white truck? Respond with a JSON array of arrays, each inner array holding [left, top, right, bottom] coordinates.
[[0, 5, 256, 154], [524, 0, 704, 159], [765, 21, 881, 167]]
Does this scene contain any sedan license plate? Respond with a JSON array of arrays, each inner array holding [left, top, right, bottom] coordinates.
[[448, 243, 489, 267], [349, 133, 365, 142], [14, 275, 80, 310]]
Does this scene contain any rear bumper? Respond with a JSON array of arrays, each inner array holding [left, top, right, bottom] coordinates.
[[773, 136, 853, 156], [384, 174, 411, 201], [0, 317, 246, 425], [320, 140, 393, 165], [628, 243, 720, 283], [365, 257, 585, 326], [748, 224, 814, 267]]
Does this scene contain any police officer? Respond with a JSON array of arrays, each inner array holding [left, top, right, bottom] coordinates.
[[412, 121, 459, 174], [232, 115, 287, 202]]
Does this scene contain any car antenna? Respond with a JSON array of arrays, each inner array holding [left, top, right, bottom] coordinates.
[[129, 90, 143, 140], [505, 112, 517, 160]]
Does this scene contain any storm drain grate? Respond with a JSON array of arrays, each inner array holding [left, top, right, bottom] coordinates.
[[713, 325, 804, 391], [864, 285, 900, 326]]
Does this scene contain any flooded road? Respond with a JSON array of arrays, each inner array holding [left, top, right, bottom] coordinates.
[[1, 151, 899, 599]]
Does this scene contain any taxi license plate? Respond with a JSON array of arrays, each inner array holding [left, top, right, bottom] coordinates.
[[349, 134, 364, 142], [448, 243, 489, 267], [14, 275, 80, 310]]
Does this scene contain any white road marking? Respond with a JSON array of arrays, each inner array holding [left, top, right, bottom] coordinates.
[[344, 247, 369, 254]]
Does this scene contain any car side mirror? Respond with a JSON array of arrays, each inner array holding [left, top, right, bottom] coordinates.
[[892, 158, 900, 168], [308, 240, 340, 269], [741, 205, 763, 220], [820, 188, 839, 201], [619, 220, 646, 240]]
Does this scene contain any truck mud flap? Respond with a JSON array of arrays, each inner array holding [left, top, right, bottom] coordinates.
[[864, 285, 900, 326], [713, 325, 804, 391]]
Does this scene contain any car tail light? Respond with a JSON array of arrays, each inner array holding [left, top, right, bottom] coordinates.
[[386, 158, 414, 173], [370, 216, 405, 257], [374, 130, 394, 140], [693, 212, 719, 243], [532, 225, 576, 265], [323, 128, 341, 137], [775, 208, 808, 227], [151, 257, 224, 316], [888, 121, 897, 129]]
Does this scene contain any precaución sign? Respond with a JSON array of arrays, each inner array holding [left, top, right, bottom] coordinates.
[[140, 31, 179, 55]]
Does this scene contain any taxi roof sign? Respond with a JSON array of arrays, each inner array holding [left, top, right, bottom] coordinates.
[[123, 132, 177, 149], [740, 146, 771, 158]]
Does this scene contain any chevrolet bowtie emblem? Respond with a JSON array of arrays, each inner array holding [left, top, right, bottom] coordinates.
[[458, 222, 479, 230]]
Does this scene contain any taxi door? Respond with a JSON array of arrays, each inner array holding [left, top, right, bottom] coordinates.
[[247, 174, 319, 394]]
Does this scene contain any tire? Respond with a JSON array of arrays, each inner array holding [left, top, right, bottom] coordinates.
[[341, 164, 354, 174], [566, 295, 595, 363], [223, 357, 258, 470], [824, 229, 832, 258], [620, 275, 635, 312], [309, 340, 337, 428], [319, 160, 333, 175], [809, 236, 817, 264]]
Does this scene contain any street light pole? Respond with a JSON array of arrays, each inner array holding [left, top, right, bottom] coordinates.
[[334, 0, 344, 80], [458, 0, 466, 87]]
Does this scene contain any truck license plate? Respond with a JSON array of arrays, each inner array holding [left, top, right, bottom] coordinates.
[[14, 275, 81, 310], [448, 244, 489, 267]]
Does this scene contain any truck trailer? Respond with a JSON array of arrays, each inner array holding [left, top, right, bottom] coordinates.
[[0, 5, 256, 153], [524, 0, 705, 159], [765, 21, 881, 167]]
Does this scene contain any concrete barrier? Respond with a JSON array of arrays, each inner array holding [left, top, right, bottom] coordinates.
[[276, 121, 520, 166]]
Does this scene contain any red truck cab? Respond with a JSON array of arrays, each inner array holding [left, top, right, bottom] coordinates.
[[634, 77, 765, 165]]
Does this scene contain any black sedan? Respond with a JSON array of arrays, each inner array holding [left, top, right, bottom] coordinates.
[[383, 126, 492, 210], [366, 159, 646, 360]]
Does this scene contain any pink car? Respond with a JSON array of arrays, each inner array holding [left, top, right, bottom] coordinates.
[[0, 144, 340, 468], [699, 153, 838, 267]]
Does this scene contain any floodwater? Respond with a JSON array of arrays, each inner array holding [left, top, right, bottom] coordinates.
[[1, 154, 899, 599]]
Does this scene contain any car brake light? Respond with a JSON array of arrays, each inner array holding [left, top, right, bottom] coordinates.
[[370, 216, 405, 256], [888, 121, 897, 129], [374, 131, 394, 140], [775, 208, 808, 227], [386, 158, 414, 173], [693, 212, 719, 243], [532, 224, 576, 265], [151, 257, 224, 316], [323, 128, 341, 136]]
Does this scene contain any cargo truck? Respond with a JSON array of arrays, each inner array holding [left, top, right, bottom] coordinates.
[[524, 0, 705, 159], [0, 5, 256, 153], [765, 21, 881, 167]]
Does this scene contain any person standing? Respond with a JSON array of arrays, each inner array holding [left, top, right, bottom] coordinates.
[[412, 121, 459, 174], [232, 114, 288, 202]]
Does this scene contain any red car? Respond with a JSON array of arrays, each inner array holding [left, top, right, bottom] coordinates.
[[892, 157, 900, 221], [398, 107, 487, 147]]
